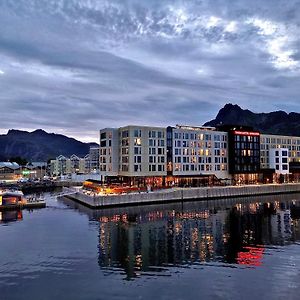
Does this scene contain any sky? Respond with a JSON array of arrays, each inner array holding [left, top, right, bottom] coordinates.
[[0, 0, 300, 142]]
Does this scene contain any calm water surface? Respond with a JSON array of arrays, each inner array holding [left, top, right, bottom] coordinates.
[[1, 191, 300, 300]]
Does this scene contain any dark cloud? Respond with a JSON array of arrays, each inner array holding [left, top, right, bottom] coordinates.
[[0, 0, 299, 142]]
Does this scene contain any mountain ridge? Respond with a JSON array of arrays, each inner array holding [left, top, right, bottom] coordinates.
[[204, 103, 300, 136], [0, 129, 98, 161]]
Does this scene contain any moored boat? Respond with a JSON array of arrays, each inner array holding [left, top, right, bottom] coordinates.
[[0, 190, 25, 206]]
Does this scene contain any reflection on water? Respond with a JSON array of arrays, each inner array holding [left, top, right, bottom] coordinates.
[[74, 196, 300, 280], [2, 192, 300, 300], [0, 210, 23, 223]]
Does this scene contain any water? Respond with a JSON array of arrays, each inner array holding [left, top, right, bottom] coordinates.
[[1, 192, 300, 300]]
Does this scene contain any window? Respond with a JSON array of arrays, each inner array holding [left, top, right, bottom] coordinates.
[[134, 129, 141, 137], [134, 138, 141, 146], [134, 165, 141, 172], [158, 148, 164, 155], [122, 130, 129, 138], [134, 147, 141, 155], [134, 156, 141, 163], [149, 139, 156, 147]]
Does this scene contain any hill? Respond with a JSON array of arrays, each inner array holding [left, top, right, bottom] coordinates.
[[0, 129, 98, 161]]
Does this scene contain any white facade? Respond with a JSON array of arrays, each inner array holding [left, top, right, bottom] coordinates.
[[260, 134, 300, 169], [99, 126, 167, 178], [49, 155, 90, 176], [269, 148, 289, 174], [171, 125, 229, 179], [119, 126, 167, 177]]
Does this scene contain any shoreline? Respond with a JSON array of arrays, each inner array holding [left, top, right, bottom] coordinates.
[[60, 183, 300, 209]]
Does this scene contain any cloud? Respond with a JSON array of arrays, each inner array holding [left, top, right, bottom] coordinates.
[[0, 0, 300, 142]]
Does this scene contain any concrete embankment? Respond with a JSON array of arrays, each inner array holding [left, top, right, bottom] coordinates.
[[61, 183, 300, 209]]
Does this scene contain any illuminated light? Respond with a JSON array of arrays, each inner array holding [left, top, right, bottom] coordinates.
[[237, 246, 264, 267], [233, 131, 260, 136], [22, 170, 37, 175]]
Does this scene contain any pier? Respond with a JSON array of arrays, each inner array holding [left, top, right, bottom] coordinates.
[[60, 183, 300, 209], [0, 201, 46, 211]]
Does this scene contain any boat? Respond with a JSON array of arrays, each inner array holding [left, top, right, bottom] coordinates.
[[0, 189, 25, 206], [0, 189, 46, 210]]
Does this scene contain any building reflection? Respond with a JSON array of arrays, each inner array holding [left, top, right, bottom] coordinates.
[[59, 193, 300, 280], [95, 196, 300, 279], [0, 210, 23, 223]]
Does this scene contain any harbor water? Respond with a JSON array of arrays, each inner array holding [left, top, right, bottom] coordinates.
[[1, 191, 300, 300]]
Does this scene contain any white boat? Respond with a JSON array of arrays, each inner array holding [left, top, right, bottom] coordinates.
[[0, 190, 25, 206]]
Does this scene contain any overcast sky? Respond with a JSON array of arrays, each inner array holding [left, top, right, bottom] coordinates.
[[0, 0, 300, 142]]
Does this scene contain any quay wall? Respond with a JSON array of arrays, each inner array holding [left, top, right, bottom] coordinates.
[[62, 183, 300, 208]]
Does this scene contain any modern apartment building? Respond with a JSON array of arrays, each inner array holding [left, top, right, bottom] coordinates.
[[99, 124, 300, 186], [99, 126, 167, 185], [168, 125, 229, 181], [49, 154, 90, 176], [260, 134, 300, 169], [99, 128, 120, 176], [216, 125, 261, 183]]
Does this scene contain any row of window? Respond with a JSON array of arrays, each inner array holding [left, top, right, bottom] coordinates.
[[174, 156, 227, 164], [173, 164, 227, 172], [234, 165, 259, 172], [274, 157, 288, 164], [261, 150, 299, 157], [234, 142, 260, 150], [234, 157, 260, 164], [121, 155, 166, 164], [261, 138, 300, 145], [174, 132, 227, 141], [261, 145, 300, 151], [174, 140, 227, 149], [234, 135, 259, 142], [275, 164, 288, 170], [100, 148, 112, 156]]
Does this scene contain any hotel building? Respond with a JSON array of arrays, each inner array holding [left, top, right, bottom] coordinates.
[[167, 125, 229, 185], [99, 126, 167, 185], [260, 134, 300, 168], [217, 125, 261, 184], [99, 124, 300, 186]]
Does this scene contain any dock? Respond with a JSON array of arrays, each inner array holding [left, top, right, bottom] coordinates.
[[0, 201, 46, 211], [60, 183, 300, 209]]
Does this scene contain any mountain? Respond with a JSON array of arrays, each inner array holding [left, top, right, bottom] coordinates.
[[204, 103, 300, 136], [0, 129, 98, 161]]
